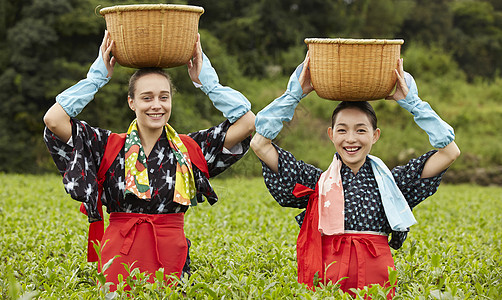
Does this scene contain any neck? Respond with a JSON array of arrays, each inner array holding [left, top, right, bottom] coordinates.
[[137, 125, 164, 157], [349, 165, 361, 175], [338, 155, 366, 175]]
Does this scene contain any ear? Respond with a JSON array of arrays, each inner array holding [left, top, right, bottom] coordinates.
[[327, 126, 334, 141], [128, 96, 135, 111], [372, 128, 381, 144]]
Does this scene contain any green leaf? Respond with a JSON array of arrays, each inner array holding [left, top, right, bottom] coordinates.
[[431, 253, 441, 268], [312, 271, 320, 287]]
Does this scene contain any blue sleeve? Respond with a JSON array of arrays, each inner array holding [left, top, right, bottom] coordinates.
[[197, 52, 251, 123], [56, 51, 110, 117], [397, 72, 455, 148], [255, 63, 307, 140]]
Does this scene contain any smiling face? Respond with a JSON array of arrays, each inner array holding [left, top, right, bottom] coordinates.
[[328, 104, 380, 174], [128, 73, 172, 137]]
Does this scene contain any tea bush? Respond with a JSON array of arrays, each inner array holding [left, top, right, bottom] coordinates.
[[1, 174, 501, 299]]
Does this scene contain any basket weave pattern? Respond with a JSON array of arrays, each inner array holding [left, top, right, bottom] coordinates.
[[305, 38, 403, 101], [100, 5, 204, 68]]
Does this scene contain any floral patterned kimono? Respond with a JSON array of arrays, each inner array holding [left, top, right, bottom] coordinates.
[[45, 118, 250, 289]]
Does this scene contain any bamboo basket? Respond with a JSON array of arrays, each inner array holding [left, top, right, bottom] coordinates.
[[100, 4, 204, 68], [304, 38, 404, 101]]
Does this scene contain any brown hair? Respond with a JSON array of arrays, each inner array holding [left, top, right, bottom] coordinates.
[[331, 101, 378, 129], [128, 68, 176, 99]]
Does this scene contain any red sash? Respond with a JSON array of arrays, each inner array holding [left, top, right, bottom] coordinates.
[[80, 133, 209, 262], [293, 183, 323, 287]]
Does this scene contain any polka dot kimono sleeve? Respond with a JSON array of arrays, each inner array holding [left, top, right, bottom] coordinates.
[[260, 144, 322, 209], [391, 150, 447, 209]]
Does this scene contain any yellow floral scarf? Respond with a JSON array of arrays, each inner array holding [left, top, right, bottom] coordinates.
[[124, 119, 196, 206]]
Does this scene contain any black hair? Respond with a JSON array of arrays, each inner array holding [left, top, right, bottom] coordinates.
[[331, 101, 377, 129]]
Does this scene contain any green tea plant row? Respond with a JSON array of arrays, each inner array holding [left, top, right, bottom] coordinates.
[[1, 174, 501, 299]]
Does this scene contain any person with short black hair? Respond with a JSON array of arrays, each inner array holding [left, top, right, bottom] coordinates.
[[251, 53, 460, 298]]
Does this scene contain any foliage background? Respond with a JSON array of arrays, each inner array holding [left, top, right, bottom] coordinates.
[[1, 0, 502, 184]]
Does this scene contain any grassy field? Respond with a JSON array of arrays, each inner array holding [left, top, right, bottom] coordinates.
[[1, 174, 501, 299]]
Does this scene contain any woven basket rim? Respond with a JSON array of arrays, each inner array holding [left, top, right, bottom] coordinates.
[[100, 4, 204, 15], [304, 38, 404, 45]]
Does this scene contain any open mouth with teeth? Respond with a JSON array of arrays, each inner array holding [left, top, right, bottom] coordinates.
[[147, 113, 164, 118], [344, 147, 361, 153]]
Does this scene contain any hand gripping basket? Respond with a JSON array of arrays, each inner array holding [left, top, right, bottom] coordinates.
[[304, 38, 404, 101], [100, 4, 204, 68]]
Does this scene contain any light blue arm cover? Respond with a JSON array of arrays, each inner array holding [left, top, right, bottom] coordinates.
[[255, 64, 307, 140], [56, 50, 110, 117], [198, 52, 251, 123], [397, 72, 455, 148]]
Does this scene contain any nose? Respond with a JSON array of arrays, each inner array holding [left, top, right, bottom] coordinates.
[[346, 131, 357, 143], [151, 97, 162, 109]]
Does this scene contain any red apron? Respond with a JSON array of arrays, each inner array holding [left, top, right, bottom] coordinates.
[[98, 212, 187, 291], [322, 233, 395, 298]]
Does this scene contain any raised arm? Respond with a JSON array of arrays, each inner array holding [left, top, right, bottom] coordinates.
[[250, 133, 280, 173], [251, 53, 313, 173], [187, 34, 255, 150], [387, 58, 460, 178], [43, 31, 115, 142], [421, 141, 460, 178], [44, 101, 72, 143]]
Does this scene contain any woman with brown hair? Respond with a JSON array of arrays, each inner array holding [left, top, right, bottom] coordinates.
[[44, 31, 255, 290]]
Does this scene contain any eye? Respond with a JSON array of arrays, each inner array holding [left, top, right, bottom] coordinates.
[[142, 96, 152, 101], [357, 128, 367, 133], [160, 95, 170, 101], [336, 128, 346, 133]]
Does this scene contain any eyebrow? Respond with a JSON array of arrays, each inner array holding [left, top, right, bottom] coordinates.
[[335, 123, 369, 127], [138, 90, 171, 95]]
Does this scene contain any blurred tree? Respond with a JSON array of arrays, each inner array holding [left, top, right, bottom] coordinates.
[[399, 0, 502, 80], [448, 0, 502, 80], [0, 0, 74, 172], [189, 0, 311, 76], [339, 0, 412, 38], [0, 0, 246, 172], [0, 0, 136, 172], [1, 0, 501, 173], [190, 0, 413, 76], [402, 43, 466, 82], [398, 0, 453, 47]]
